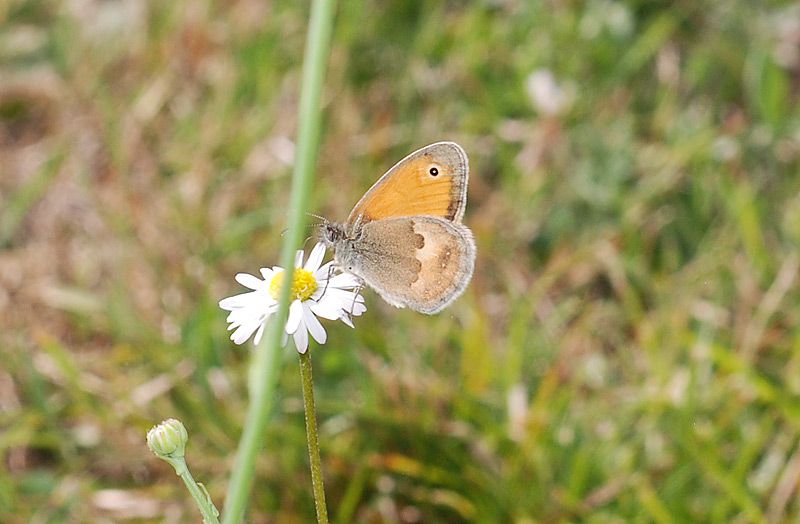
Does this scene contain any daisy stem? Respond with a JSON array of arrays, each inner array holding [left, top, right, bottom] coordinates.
[[221, 0, 336, 522], [299, 351, 329, 524], [174, 459, 221, 524]]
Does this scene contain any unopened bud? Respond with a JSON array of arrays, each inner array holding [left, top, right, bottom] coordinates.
[[147, 418, 188, 459]]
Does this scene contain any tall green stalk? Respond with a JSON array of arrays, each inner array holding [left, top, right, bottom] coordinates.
[[222, 1, 337, 522]]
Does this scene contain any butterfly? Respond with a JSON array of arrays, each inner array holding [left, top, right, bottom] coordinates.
[[321, 142, 475, 314]]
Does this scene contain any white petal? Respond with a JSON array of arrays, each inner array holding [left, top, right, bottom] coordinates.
[[253, 322, 266, 345], [223, 290, 275, 311], [293, 322, 309, 353], [230, 319, 258, 344], [227, 307, 253, 324], [286, 300, 303, 334], [327, 272, 361, 289], [314, 287, 347, 304], [230, 330, 249, 345], [305, 243, 326, 273], [303, 302, 327, 344], [309, 299, 342, 320], [340, 313, 354, 328], [314, 261, 336, 281], [324, 287, 364, 301], [318, 289, 364, 312], [225, 310, 243, 324], [294, 250, 304, 268], [235, 273, 264, 290], [349, 302, 367, 316], [260, 267, 275, 281], [219, 292, 252, 310]]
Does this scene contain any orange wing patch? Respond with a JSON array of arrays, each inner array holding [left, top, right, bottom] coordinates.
[[347, 142, 469, 224]]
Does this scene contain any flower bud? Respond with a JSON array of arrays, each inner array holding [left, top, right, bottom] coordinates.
[[147, 418, 188, 459]]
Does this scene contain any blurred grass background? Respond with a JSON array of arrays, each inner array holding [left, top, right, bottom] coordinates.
[[2, 0, 800, 522]]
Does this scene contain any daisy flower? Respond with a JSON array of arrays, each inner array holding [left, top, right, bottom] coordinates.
[[219, 243, 366, 353]]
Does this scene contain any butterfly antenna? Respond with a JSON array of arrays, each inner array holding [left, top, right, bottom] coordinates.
[[282, 222, 318, 239], [306, 212, 328, 227], [278, 213, 328, 239]]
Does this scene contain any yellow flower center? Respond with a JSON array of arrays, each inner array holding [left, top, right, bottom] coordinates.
[[269, 269, 318, 302]]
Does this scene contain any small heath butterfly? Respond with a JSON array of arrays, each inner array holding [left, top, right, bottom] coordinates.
[[321, 142, 476, 314]]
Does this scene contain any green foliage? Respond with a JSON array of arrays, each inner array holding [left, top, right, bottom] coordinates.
[[2, 0, 800, 522]]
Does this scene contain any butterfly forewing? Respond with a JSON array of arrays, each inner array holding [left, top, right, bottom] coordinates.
[[346, 142, 469, 225]]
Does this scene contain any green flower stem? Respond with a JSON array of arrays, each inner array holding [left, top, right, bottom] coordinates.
[[172, 458, 221, 524], [299, 351, 329, 524], [147, 419, 220, 522], [221, 0, 337, 523]]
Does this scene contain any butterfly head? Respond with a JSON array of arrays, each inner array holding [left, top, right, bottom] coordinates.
[[320, 220, 347, 246], [319, 220, 361, 274]]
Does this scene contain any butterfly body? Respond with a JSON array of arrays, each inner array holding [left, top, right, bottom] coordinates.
[[321, 142, 476, 314]]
